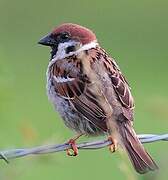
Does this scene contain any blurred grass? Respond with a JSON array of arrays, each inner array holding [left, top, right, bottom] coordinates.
[[0, 0, 168, 179]]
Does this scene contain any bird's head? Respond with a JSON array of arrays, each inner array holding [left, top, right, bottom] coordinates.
[[38, 23, 97, 60]]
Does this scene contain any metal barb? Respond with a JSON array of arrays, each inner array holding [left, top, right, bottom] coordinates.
[[0, 153, 9, 164]]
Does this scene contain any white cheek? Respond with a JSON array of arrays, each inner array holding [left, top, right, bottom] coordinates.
[[48, 40, 98, 68], [54, 41, 80, 60]]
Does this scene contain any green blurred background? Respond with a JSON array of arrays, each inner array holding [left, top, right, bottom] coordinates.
[[0, 0, 168, 179]]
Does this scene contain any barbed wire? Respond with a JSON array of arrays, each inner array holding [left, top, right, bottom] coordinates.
[[0, 134, 167, 163]]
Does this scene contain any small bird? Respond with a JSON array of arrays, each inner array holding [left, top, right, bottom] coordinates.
[[38, 23, 158, 174]]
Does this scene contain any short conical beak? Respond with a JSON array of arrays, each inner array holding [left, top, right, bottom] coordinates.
[[38, 34, 57, 46]]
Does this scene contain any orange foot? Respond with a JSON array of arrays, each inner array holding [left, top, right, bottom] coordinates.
[[66, 134, 83, 156], [66, 139, 78, 156], [108, 136, 118, 153]]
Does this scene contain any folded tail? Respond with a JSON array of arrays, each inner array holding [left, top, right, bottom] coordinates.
[[117, 121, 158, 174]]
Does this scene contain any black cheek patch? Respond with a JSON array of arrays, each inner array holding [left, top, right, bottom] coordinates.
[[66, 45, 76, 54]]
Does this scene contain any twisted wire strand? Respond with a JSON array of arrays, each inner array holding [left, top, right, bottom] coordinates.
[[0, 134, 167, 163]]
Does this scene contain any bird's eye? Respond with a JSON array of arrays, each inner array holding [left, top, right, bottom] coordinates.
[[60, 33, 69, 40]]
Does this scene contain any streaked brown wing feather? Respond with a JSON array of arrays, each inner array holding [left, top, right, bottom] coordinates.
[[71, 89, 108, 131], [50, 57, 109, 131], [99, 48, 134, 110]]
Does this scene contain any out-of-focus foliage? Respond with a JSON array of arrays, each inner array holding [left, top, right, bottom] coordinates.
[[0, 0, 168, 179]]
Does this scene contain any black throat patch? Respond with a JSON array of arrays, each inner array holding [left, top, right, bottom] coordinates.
[[50, 46, 58, 60]]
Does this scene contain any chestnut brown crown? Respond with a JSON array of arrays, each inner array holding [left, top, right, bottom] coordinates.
[[38, 23, 97, 47], [51, 23, 97, 45]]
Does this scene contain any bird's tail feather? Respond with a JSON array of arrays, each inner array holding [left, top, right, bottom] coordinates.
[[117, 121, 158, 174]]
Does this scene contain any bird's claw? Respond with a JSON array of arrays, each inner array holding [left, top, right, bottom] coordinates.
[[108, 136, 118, 153], [66, 139, 78, 156]]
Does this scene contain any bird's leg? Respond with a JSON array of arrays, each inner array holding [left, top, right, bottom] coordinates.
[[106, 117, 118, 153], [66, 133, 84, 156], [108, 135, 118, 153]]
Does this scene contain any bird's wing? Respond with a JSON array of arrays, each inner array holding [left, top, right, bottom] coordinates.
[[96, 48, 134, 120], [50, 56, 111, 131], [103, 56, 134, 108], [50, 45, 134, 130]]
